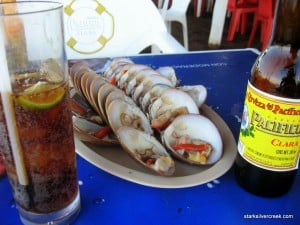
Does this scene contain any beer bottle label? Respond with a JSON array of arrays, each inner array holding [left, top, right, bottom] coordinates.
[[238, 82, 300, 171]]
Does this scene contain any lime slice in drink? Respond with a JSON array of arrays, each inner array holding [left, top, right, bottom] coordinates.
[[16, 82, 66, 110]]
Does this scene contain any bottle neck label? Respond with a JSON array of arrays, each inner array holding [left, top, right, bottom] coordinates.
[[238, 81, 300, 171]]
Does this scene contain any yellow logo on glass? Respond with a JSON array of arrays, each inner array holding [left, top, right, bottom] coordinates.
[[64, 0, 114, 54]]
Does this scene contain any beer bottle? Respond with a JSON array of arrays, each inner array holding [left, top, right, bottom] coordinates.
[[234, 0, 300, 197]]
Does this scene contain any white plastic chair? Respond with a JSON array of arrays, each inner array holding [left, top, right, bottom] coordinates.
[[159, 0, 191, 50], [194, 0, 214, 17], [39, 0, 187, 59]]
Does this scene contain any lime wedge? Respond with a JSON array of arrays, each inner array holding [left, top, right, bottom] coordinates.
[[17, 82, 66, 110]]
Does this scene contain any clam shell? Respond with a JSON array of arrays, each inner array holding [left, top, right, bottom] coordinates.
[[106, 99, 153, 135], [118, 69, 130, 90], [80, 72, 98, 102], [156, 66, 178, 86], [72, 116, 118, 145], [125, 69, 160, 96], [117, 126, 175, 176], [69, 61, 89, 82], [97, 83, 119, 123], [105, 89, 136, 114], [179, 85, 207, 108], [103, 58, 133, 79], [149, 88, 199, 121], [131, 74, 173, 103], [117, 64, 151, 89], [162, 114, 223, 165], [140, 83, 171, 112], [72, 66, 91, 96], [71, 89, 106, 125], [114, 62, 136, 82], [89, 76, 108, 116]]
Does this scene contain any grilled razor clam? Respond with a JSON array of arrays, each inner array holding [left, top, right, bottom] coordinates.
[[106, 99, 153, 135], [141, 83, 172, 112], [102, 58, 133, 79], [162, 114, 223, 165], [178, 85, 207, 108], [131, 74, 174, 104], [117, 126, 175, 176], [117, 64, 151, 90], [156, 66, 178, 87], [149, 89, 199, 130]]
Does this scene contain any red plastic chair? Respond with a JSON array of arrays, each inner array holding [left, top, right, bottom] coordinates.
[[226, 0, 258, 41], [247, 0, 275, 50], [0, 152, 5, 178]]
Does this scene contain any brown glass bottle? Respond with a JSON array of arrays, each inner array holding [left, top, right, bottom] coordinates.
[[234, 0, 300, 197]]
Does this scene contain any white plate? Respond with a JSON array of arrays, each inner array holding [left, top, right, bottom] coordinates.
[[75, 105, 237, 188]]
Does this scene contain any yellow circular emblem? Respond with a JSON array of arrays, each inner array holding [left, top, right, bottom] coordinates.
[[64, 0, 114, 54]]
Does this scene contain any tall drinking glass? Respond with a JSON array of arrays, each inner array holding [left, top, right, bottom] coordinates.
[[0, 1, 81, 224]]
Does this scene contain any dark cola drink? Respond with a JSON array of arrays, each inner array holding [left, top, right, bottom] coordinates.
[[0, 77, 79, 213]]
